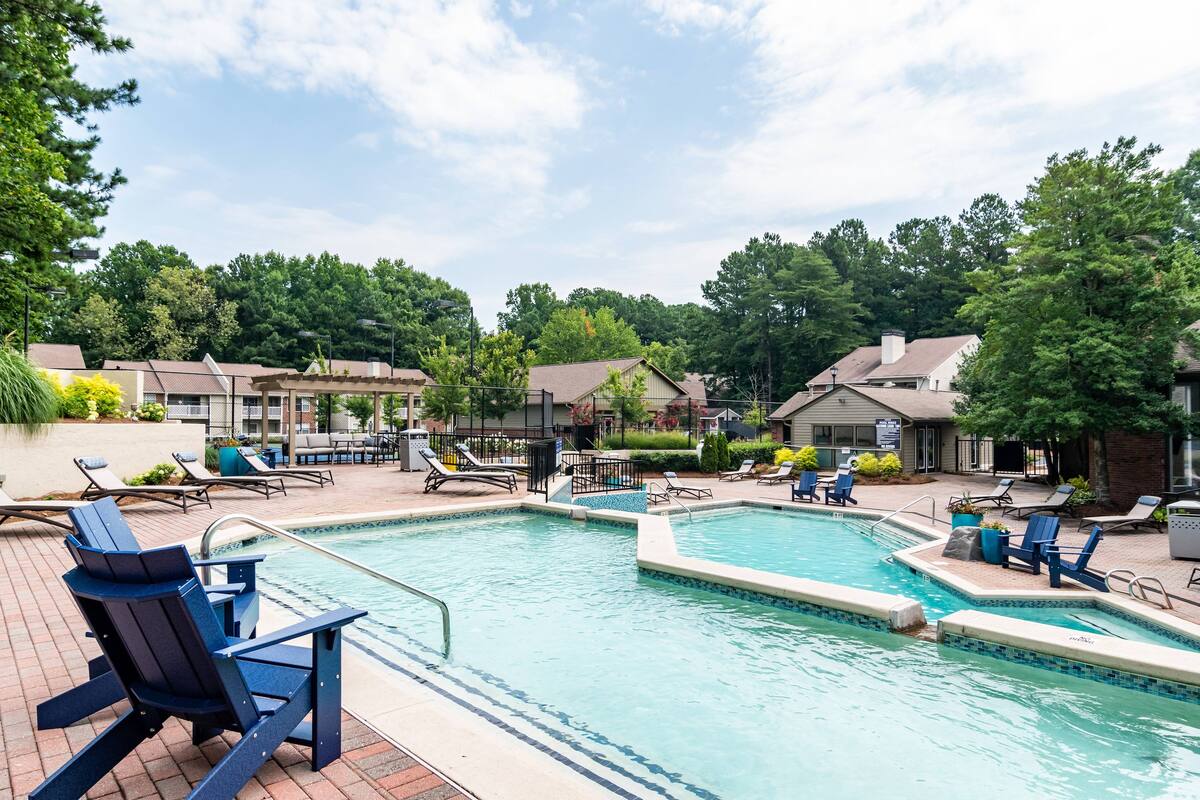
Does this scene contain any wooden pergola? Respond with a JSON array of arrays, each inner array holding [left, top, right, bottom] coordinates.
[[248, 372, 427, 456]]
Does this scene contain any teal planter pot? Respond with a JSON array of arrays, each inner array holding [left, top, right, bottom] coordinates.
[[950, 512, 983, 530], [979, 526, 1004, 564], [218, 446, 250, 477]]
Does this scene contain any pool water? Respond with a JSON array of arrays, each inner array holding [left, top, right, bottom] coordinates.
[[671, 507, 1197, 650], [237, 512, 1200, 800]]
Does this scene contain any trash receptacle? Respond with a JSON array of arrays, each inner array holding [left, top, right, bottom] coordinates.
[[1168, 501, 1200, 559], [397, 428, 430, 471]]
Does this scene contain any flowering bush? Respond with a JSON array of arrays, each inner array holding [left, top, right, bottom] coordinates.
[[879, 452, 902, 477], [61, 373, 124, 419], [569, 402, 594, 425], [134, 402, 167, 422], [126, 463, 177, 486]]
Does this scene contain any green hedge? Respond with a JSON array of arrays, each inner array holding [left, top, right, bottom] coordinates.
[[601, 431, 694, 450], [728, 441, 784, 464], [630, 451, 700, 473]]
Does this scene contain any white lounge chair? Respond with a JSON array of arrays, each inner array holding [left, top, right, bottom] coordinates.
[[756, 461, 794, 485], [173, 452, 286, 497], [1078, 495, 1161, 533], [74, 456, 212, 512], [815, 462, 853, 489], [419, 448, 518, 493], [237, 447, 333, 487], [663, 471, 712, 499], [1001, 484, 1075, 519], [0, 488, 86, 531], [719, 459, 755, 481], [455, 443, 528, 474]]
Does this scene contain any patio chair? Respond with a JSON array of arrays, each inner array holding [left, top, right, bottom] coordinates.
[[815, 462, 853, 489], [456, 442, 528, 474], [824, 473, 856, 506], [1078, 495, 1162, 533], [948, 478, 1014, 509], [419, 448, 518, 493], [719, 459, 755, 481], [1001, 484, 1075, 519], [999, 513, 1060, 574], [36, 497, 266, 730], [0, 487, 85, 531], [237, 447, 333, 487], [663, 471, 713, 500], [74, 456, 212, 513], [791, 471, 818, 503], [174, 451, 286, 497], [30, 538, 364, 800], [1047, 526, 1106, 591], [757, 461, 795, 485]]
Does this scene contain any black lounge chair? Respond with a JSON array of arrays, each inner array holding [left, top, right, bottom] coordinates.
[[1078, 495, 1162, 533], [75, 456, 211, 512], [663, 471, 712, 499], [174, 451, 286, 497], [237, 447, 333, 486], [1001, 484, 1075, 519], [420, 448, 518, 493], [948, 478, 1014, 509], [0, 487, 85, 531]]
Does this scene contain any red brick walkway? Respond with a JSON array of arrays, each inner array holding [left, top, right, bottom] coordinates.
[[0, 466, 506, 799]]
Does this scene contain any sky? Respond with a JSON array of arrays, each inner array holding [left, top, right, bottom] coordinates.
[[79, 0, 1200, 327]]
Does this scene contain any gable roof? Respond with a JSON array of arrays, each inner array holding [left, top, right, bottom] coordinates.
[[27, 343, 85, 370], [808, 334, 978, 387], [771, 384, 961, 422], [307, 359, 429, 383], [1177, 321, 1200, 375], [679, 373, 708, 404], [527, 357, 687, 403], [102, 359, 228, 396]]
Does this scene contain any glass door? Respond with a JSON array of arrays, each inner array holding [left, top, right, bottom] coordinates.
[[916, 426, 940, 473]]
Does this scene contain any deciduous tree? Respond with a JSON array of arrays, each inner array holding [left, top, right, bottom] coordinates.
[[535, 307, 642, 365]]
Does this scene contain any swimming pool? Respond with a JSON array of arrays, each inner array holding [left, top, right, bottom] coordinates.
[[229, 510, 1200, 799], [670, 507, 1197, 650]]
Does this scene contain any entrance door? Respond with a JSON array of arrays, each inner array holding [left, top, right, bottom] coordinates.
[[916, 426, 940, 473]]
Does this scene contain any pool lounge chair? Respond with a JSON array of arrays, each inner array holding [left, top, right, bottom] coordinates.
[[420, 448, 518, 493], [456, 442, 529, 473], [824, 472, 856, 506], [757, 461, 794, 485], [237, 447, 333, 487], [791, 471, 818, 503], [1047, 526, 1106, 591], [1001, 484, 1075, 519], [74, 456, 212, 512], [37, 497, 265, 730], [719, 459, 755, 481], [999, 513, 1060, 574], [948, 478, 1014, 509], [174, 451, 286, 497], [816, 462, 852, 489], [0, 487, 85, 531], [31, 538, 364, 800], [663, 471, 713, 500], [1078, 495, 1162, 533]]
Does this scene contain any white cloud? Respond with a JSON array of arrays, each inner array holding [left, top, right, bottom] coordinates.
[[348, 131, 382, 150], [627, 219, 683, 235], [509, 1, 533, 19], [94, 0, 586, 191]]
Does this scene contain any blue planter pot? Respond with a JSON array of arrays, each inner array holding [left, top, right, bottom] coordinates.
[[950, 512, 984, 530], [218, 446, 249, 477], [979, 526, 1004, 564]]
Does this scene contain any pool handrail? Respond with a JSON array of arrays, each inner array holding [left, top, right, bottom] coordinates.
[[200, 513, 451, 656], [869, 494, 936, 532], [648, 480, 693, 521]]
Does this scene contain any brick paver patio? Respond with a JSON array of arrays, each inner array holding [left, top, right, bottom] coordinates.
[[1, 465, 521, 800]]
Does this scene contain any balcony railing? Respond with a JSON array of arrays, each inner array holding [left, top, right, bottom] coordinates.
[[166, 404, 209, 419], [243, 405, 283, 418]]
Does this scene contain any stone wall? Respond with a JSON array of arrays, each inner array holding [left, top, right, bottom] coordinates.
[[0, 422, 205, 498]]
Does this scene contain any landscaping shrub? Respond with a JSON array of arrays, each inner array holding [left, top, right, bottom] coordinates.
[[728, 440, 782, 465], [127, 463, 177, 486], [204, 445, 220, 471], [855, 453, 881, 477], [134, 402, 167, 422], [631, 450, 700, 473], [699, 433, 719, 472], [878, 453, 902, 477], [1065, 476, 1098, 506], [794, 445, 819, 470], [61, 373, 124, 419], [600, 431, 693, 450], [0, 346, 60, 430], [714, 433, 730, 471], [773, 447, 795, 466]]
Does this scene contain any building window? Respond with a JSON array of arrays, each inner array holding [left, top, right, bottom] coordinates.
[[1171, 382, 1200, 489], [855, 426, 875, 448], [833, 426, 854, 447], [296, 398, 311, 412], [812, 425, 832, 445]]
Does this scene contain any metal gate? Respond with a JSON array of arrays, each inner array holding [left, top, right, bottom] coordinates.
[[955, 437, 1047, 478]]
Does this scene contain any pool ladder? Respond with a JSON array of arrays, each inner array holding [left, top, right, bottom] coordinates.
[[200, 514, 452, 656], [869, 494, 937, 532], [647, 481, 694, 521], [1104, 569, 1174, 610]]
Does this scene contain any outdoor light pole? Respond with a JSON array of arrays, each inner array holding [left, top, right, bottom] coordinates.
[[299, 330, 334, 432], [830, 365, 839, 388], [356, 319, 394, 377]]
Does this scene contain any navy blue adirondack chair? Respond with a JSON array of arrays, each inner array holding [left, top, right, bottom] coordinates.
[[1047, 526, 1106, 591], [36, 498, 265, 730], [824, 473, 856, 506], [31, 539, 365, 800], [791, 471, 819, 503], [999, 514, 1060, 574]]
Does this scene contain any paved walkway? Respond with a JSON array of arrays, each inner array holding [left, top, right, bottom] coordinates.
[[1, 465, 522, 800]]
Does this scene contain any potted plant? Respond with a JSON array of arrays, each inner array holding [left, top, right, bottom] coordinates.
[[948, 495, 984, 530], [213, 437, 246, 477], [978, 518, 1010, 565]]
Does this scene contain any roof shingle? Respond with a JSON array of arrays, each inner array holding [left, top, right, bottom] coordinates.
[[27, 343, 85, 370]]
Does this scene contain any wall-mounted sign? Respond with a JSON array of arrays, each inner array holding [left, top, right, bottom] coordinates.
[[876, 418, 901, 450]]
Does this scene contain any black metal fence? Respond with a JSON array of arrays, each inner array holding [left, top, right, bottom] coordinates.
[[580, 394, 783, 450], [569, 455, 645, 495], [428, 431, 531, 470], [527, 438, 562, 497], [955, 437, 1049, 479]]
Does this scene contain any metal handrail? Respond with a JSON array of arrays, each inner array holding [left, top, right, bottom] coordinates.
[[1104, 569, 1137, 592], [1129, 576, 1174, 610], [870, 494, 936, 532], [200, 514, 451, 656], [648, 481, 693, 521]]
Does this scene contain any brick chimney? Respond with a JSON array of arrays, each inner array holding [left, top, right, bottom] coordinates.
[[881, 330, 906, 366]]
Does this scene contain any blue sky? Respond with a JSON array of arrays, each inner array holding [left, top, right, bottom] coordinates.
[[80, 1, 1200, 326]]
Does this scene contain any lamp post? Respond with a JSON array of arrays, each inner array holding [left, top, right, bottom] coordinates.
[[24, 285, 66, 357], [830, 364, 839, 388], [356, 319, 394, 377], [299, 331, 334, 432]]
